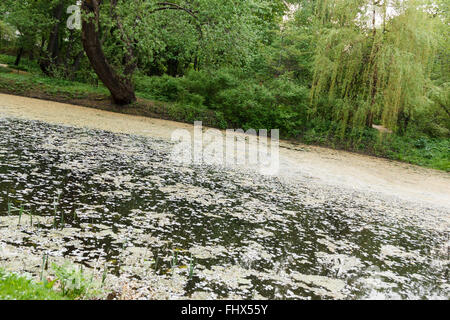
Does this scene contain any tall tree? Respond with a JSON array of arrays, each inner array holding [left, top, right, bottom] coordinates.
[[80, 0, 271, 105], [310, 0, 441, 136], [2, 0, 54, 66], [81, 0, 136, 104]]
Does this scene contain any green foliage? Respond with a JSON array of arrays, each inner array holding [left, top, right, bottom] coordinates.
[[1, 0, 56, 52], [0, 20, 14, 41], [0, 261, 105, 300], [52, 263, 103, 299], [97, 0, 284, 78], [263, 1, 316, 84], [0, 54, 40, 74], [381, 135, 450, 171], [0, 268, 67, 300], [0, 70, 109, 99], [310, 0, 446, 138], [0, 66, 11, 73], [135, 68, 310, 137], [135, 74, 204, 105]]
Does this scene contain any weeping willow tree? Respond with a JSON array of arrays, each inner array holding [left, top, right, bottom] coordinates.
[[310, 0, 441, 138]]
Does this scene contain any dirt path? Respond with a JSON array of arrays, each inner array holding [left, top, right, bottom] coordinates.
[[0, 93, 448, 209]]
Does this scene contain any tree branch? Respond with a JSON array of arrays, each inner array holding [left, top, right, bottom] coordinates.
[[154, 2, 199, 19]]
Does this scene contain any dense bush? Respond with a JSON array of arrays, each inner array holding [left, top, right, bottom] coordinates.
[[135, 69, 311, 138]]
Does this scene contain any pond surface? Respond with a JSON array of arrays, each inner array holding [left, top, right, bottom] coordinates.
[[0, 117, 448, 299]]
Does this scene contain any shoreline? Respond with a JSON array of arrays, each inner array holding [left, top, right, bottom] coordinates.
[[1, 93, 449, 210]]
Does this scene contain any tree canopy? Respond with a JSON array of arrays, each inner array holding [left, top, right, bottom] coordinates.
[[309, 0, 447, 136]]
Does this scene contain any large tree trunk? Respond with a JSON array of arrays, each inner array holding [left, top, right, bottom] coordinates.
[[81, 0, 136, 105]]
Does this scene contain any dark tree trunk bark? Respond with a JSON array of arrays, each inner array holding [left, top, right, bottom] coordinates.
[[14, 48, 24, 66], [194, 56, 199, 71], [69, 51, 84, 80], [81, 0, 136, 105], [29, 47, 34, 61], [64, 30, 75, 66], [397, 111, 410, 135], [147, 64, 163, 77], [40, 2, 65, 75], [39, 36, 46, 57]]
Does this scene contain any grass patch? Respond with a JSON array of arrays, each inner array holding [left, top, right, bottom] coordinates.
[[382, 136, 450, 171], [0, 261, 106, 300], [0, 54, 41, 74], [0, 66, 12, 73], [0, 70, 225, 129], [0, 268, 68, 300], [0, 72, 109, 98]]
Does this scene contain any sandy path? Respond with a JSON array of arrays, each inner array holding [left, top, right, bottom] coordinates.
[[0, 93, 448, 209]]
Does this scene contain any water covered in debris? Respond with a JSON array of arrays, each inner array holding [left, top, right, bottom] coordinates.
[[0, 117, 448, 299]]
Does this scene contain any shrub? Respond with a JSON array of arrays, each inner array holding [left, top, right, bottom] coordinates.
[[134, 68, 311, 138]]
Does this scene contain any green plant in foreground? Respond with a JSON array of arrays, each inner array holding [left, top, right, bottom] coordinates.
[[0, 268, 67, 300], [40, 253, 48, 283], [6, 202, 32, 226], [188, 254, 196, 279], [101, 264, 108, 287], [51, 262, 103, 299], [1, 253, 105, 300]]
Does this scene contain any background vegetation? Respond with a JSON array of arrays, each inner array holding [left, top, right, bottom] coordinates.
[[0, 0, 448, 170]]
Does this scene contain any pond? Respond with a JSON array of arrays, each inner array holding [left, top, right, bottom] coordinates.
[[0, 117, 448, 299]]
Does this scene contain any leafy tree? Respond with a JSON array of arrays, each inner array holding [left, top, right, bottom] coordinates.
[[0, 20, 14, 44], [2, 1, 53, 65], [0, 3, 12, 40], [310, 0, 443, 137], [80, 0, 290, 105], [265, 1, 316, 83]]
